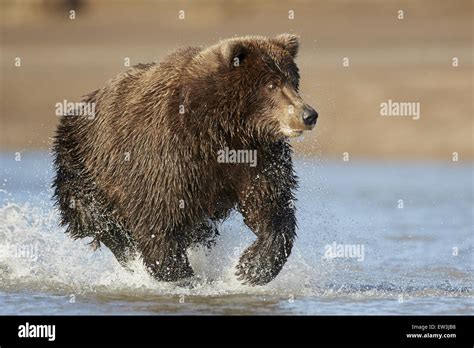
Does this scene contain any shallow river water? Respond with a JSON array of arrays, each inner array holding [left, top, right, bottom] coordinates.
[[0, 152, 472, 314]]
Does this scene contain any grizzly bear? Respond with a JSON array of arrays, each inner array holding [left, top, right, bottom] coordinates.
[[52, 34, 318, 285]]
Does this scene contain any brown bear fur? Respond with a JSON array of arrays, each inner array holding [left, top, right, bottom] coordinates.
[[52, 34, 317, 285]]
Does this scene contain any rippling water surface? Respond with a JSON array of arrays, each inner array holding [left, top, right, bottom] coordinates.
[[0, 153, 472, 314]]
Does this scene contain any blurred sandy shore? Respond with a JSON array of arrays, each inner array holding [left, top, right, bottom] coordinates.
[[1, 0, 472, 160]]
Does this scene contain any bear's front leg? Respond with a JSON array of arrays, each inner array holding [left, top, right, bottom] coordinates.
[[136, 231, 194, 282], [236, 179, 297, 285]]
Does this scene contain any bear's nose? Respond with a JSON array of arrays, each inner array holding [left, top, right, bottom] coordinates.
[[302, 105, 318, 126]]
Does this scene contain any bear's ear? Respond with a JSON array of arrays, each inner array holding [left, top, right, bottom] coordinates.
[[273, 33, 299, 58], [220, 40, 248, 68]]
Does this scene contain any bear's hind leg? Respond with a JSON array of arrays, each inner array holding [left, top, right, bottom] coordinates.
[[70, 194, 137, 268], [55, 176, 137, 267], [53, 120, 137, 269], [96, 220, 138, 268]]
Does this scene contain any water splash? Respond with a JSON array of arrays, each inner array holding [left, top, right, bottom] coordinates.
[[0, 202, 325, 298]]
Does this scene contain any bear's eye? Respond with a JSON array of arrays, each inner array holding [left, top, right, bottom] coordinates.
[[267, 83, 276, 90]]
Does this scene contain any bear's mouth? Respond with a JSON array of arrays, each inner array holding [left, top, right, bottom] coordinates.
[[281, 126, 305, 138]]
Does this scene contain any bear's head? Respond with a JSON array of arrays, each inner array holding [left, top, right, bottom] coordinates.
[[194, 34, 318, 140]]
